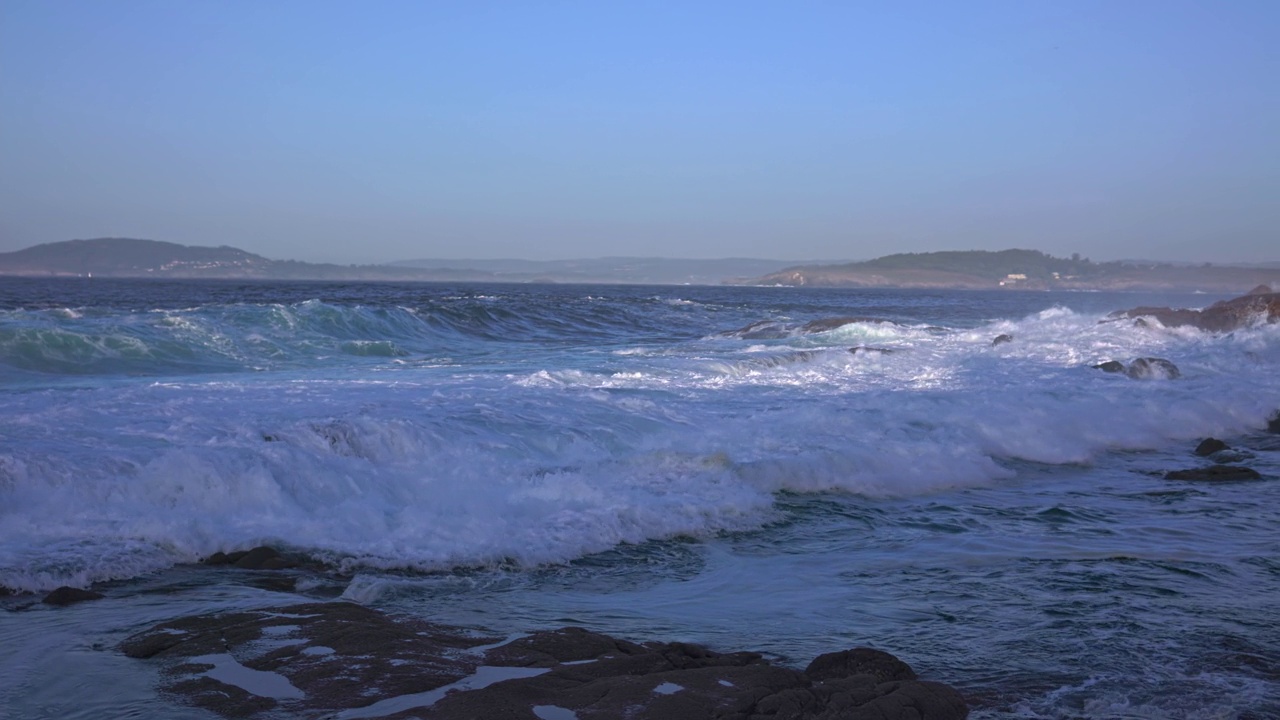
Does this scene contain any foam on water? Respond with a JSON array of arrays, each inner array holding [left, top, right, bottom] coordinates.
[[3, 280, 1279, 718], [3, 287, 1277, 591]]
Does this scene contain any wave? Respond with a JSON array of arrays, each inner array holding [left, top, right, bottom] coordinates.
[[0, 295, 712, 378], [2, 288, 1278, 591]]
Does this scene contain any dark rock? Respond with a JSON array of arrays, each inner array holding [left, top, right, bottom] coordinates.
[[1165, 465, 1263, 481], [42, 586, 104, 606], [1194, 438, 1229, 456], [805, 647, 918, 683], [849, 346, 897, 355], [485, 626, 649, 667], [721, 320, 788, 339], [1125, 357, 1180, 380], [204, 546, 300, 570], [1269, 411, 1280, 434], [167, 675, 278, 718], [124, 603, 970, 720], [427, 662, 808, 720], [991, 334, 1013, 346], [202, 550, 250, 566], [123, 602, 498, 716], [1112, 291, 1280, 332], [719, 317, 899, 340], [802, 316, 898, 334], [233, 546, 297, 570], [1133, 318, 1149, 328], [1091, 358, 1180, 379]]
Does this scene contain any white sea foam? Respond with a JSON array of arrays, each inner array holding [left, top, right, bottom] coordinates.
[[2, 294, 1278, 592]]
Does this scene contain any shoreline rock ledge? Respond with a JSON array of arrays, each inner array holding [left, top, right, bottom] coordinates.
[[1111, 286, 1280, 332], [121, 601, 969, 719]]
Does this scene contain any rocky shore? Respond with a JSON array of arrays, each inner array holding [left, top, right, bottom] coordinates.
[[119, 601, 969, 719], [1110, 285, 1280, 332]]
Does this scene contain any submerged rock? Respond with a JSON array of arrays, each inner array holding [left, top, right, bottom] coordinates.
[[991, 334, 1013, 346], [849, 346, 897, 355], [121, 602, 970, 720], [203, 546, 300, 571], [720, 319, 790, 340], [1125, 357, 1180, 380], [718, 316, 901, 340], [1165, 465, 1263, 481], [801, 316, 899, 334], [42, 586, 104, 606], [1090, 358, 1180, 379], [1194, 438, 1229, 456]]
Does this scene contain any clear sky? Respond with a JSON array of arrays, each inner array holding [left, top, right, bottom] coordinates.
[[1, 1, 1277, 264]]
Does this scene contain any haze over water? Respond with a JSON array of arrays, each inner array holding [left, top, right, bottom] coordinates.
[[1, 278, 1278, 718]]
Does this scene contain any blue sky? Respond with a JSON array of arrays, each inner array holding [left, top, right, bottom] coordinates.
[[1, 1, 1276, 263]]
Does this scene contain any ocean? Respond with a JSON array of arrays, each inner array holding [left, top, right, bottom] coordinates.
[[1, 278, 1277, 719]]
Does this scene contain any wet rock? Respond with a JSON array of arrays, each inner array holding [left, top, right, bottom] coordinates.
[[1091, 358, 1180, 379], [234, 546, 297, 570], [122, 602, 499, 716], [484, 626, 648, 667], [1111, 290, 1280, 332], [804, 647, 917, 683], [123, 603, 970, 720], [430, 639, 966, 720], [802, 316, 898, 334], [1194, 438, 1229, 456], [849, 346, 897, 355], [1125, 357, 1180, 380], [1269, 411, 1280, 434], [202, 550, 246, 566], [42, 586, 104, 606], [203, 546, 300, 570], [1165, 465, 1263, 481], [167, 675, 279, 718], [721, 320, 789, 339], [991, 334, 1013, 346], [718, 317, 900, 340]]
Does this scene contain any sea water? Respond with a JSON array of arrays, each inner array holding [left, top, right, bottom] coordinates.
[[1, 278, 1277, 718]]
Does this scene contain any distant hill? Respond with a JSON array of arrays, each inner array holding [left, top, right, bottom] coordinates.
[[740, 249, 1280, 292], [6, 240, 1274, 291], [0, 238, 804, 284], [0, 238, 269, 276], [0, 238, 497, 281]]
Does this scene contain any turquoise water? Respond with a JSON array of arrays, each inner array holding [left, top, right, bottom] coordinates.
[[2, 278, 1278, 718]]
